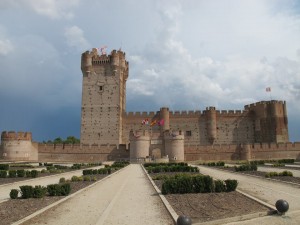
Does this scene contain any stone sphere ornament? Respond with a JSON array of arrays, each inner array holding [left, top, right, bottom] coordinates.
[[275, 199, 289, 214], [177, 215, 192, 225]]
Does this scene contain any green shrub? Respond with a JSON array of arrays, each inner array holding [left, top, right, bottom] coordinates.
[[278, 159, 294, 164], [71, 164, 81, 170], [33, 185, 47, 198], [0, 170, 7, 178], [83, 176, 91, 181], [214, 180, 226, 192], [192, 175, 206, 193], [8, 170, 17, 178], [20, 185, 34, 199], [47, 184, 61, 196], [30, 170, 39, 178], [60, 183, 71, 196], [225, 179, 238, 192], [25, 170, 31, 177], [91, 176, 97, 181], [0, 164, 9, 170], [83, 169, 93, 175], [17, 170, 25, 177], [59, 177, 66, 183], [279, 170, 293, 176], [234, 164, 257, 172], [71, 176, 80, 182], [40, 169, 47, 173], [10, 189, 19, 199]]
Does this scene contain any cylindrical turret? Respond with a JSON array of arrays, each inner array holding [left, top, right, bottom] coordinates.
[[160, 107, 170, 131], [111, 50, 119, 66], [81, 51, 93, 76], [240, 144, 251, 160], [0, 131, 37, 161], [129, 130, 150, 160], [164, 131, 184, 162], [205, 107, 217, 144]]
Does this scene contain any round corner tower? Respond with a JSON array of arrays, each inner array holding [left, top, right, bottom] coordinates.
[[164, 131, 185, 162], [0, 131, 38, 161], [129, 130, 150, 160]]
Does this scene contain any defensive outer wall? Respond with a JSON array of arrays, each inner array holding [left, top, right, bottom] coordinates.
[[1, 131, 300, 163]]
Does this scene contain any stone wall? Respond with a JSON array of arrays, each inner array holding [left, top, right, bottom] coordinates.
[[38, 143, 129, 162], [184, 142, 300, 161]]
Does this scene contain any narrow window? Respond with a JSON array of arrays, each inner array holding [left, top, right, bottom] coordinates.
[[186, 131, 192, 136]]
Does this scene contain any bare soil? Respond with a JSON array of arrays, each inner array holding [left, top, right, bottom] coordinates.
[[150, 173, 271, 223], [0, 174, 107, 225]]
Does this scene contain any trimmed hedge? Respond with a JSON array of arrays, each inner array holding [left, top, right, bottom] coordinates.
[[234, 164, 257, 172], [0, 164, 9, 170], [265, 170, 293, 178], [33, 185, 47, 198], [10, 189, 19, 199], [161, 174, 238, 195], [146, 164, 199, 173], [47, 183, 71, 196], [17, 170, 25, 177], [0, 170, 7, 178], [20, 185, 34, 199], [8, 170, 17, 178]]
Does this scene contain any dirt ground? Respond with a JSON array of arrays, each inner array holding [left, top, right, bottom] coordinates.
[[151, 173, 271, 223], [0, 174, 106, 225]]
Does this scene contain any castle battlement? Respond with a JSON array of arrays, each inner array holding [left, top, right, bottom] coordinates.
[[1, 131, 32, 141], [244, 100, 286, 110], [125, 111, 156, 117], [170, 110, 202, 116]]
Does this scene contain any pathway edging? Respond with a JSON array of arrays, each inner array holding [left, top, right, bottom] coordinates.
[[11, 166, 127, 225]]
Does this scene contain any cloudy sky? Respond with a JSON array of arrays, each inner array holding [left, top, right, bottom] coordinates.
[[0, 0, 299, 142]]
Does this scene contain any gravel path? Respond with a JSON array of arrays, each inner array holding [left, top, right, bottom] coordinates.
[[197, 165, 300, 211], [196, 165, 300, 224], [19, 164, 173, 225], [257, 167, 300, 178], [0, 166, 103, 203]]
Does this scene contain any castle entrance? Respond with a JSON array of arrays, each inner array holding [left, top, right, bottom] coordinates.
[[151, 148, 161, 159]]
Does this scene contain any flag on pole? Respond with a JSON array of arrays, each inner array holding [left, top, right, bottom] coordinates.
[[158, 119, 164, 126], [141, 119, 149, 125], [266, 87, 271, 92]]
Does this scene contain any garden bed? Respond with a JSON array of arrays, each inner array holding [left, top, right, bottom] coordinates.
[[220, 166, 300, 185], [149, 172, 271, 223], [0, 162, 129, 225]]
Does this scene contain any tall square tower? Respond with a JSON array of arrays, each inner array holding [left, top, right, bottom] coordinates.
[[80, 49, 128, 145]]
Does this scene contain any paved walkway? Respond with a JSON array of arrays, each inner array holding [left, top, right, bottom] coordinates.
[[19, 164, 173, 225], [197, 165, 300, 225], [0, 166, 103, 203]]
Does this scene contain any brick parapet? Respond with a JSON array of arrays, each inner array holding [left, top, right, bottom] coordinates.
[[1, 131, 32, 141]]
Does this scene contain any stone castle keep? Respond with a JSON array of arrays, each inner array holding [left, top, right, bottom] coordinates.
[[1, 49, 299, 162]]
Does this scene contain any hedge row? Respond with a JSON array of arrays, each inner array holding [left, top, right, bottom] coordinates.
[[204, 161, 225, 167], [82, 168, 112, 175], [146, 165, 199, 173], [0, 164, 9, 170], [249, 159, 295, 165], [0, 170, 39, 178], [265, 170, 293, 178], [161, 174, 238, 195], [10, 183, 71, 199], [234, 164, 257, 172], [144, 162, 188, 168]]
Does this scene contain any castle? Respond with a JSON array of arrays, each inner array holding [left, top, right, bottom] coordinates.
[[1, 49, 299, 162]]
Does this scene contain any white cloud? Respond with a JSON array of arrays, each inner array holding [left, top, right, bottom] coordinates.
[[0, 0, 80, 19], [0, 38, 14, 55], [64, 26, 90, 51], [127, 0, 300, 114]]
